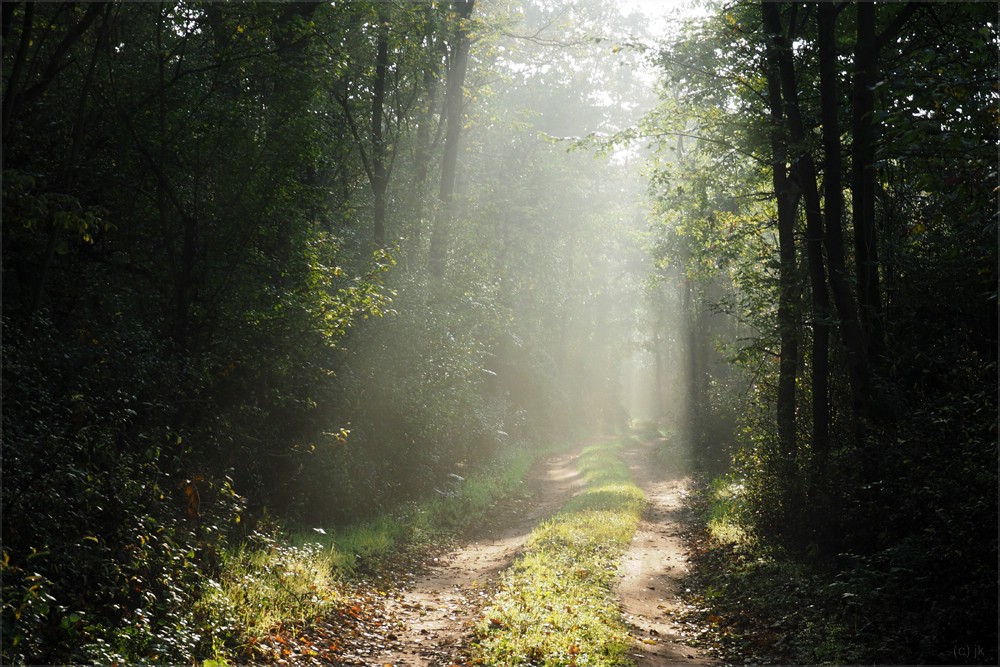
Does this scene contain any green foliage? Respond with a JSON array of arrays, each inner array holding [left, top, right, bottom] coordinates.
[[647, 2, 997, 663], [203, 538, 345, 648], [1, 2, 441, 662], [2, 309, 240, 665]]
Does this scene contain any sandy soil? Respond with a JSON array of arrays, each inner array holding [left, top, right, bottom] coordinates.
[[616, 441, 720, 666], [371, 448, 585, 666]]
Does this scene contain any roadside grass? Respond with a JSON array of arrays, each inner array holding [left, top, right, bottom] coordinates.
[[197, 446, 539, 663], [414, 446, 538, 541], [630, 421, 693, 475], [705, 475, 747, 546], [682, 476, 869, 665], [470, 438, 646, 667]]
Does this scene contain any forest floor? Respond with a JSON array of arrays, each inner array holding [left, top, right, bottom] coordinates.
[[273, 438, 719, 666]]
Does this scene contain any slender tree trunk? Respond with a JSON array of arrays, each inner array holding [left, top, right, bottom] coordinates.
[[762, 2, 830, 463], [1, 2, 18, 42], [763, 20, 800, 465], [852, 2, 887, 368], [154, 3, 195, 349], [407, 5, 444, 260], [2, 2, 35, 146], [813, 2, 863, 552], [819, 3, 871, 440], [654, 297, 666, 420], [683, 277, 702, 445], [851, 0, 921, 370], [429, 0, 474, 278], [2, 3, 103, 144], [816, 2, 847, 462], [371, 4, 389, 246], [28, 4, 112, 318]]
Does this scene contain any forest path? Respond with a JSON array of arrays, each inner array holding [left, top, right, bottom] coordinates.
[[616, 440, 721, 666], [368, 446, 586, 666], [342, 437, 718, 666]]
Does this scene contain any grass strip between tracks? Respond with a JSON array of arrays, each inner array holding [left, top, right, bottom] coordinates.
[[471, 436, 646, 666]]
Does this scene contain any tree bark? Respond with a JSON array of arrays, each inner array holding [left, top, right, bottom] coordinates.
[[762, 14, 800, 465], [850, 2, 917, 370], [371, 4, 389, 246], [408, 9, 444, 259], [428, 0, 474, 278], [762, 2, 830, 461], [851, 2, 883, 368], [819, 3, 871, 439]]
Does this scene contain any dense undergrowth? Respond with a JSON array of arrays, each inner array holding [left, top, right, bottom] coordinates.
[[1, 3, 642, 664], [682, 462, 998, 666], [471, 437, 645, 667], [648, 3, 998, 664], [2, 427, 536, 666]]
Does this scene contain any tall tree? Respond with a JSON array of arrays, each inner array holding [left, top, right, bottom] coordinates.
[[429, 0, 475, 278], [850, 2, 918, 371], [761, 2, 833, 461], [762, 8, 801, 472]]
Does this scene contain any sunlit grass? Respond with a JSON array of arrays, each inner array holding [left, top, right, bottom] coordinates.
[[200, 540, 344, 648], [471, 438, 645, 666], [706, 476, 747, 545], [413, 447, 536, 539], [197, 446, 538, 662]]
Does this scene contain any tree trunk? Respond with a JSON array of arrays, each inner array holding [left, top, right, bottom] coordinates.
[[429, 0, 474, 278], [26, 4, 111, 318], [851, 2, 883, 367], [2, 3, 103, 144], [2, 2, 35, 146], [852, 2, 919, 368], [371, 4, 390, 246], [762, 2, 830, 463], [762, 16, 800, 465], [819, 3, 871, 440], [407, 5, 444, 259]]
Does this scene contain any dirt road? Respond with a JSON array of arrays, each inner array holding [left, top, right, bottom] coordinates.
[[617, 441, 720, 665], [357, 438, 716, 666], [371, 448, 585, 666]]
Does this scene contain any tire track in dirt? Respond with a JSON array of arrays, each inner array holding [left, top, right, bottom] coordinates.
[[370, 447, 586, 666], [617, 440, 721, 666]]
